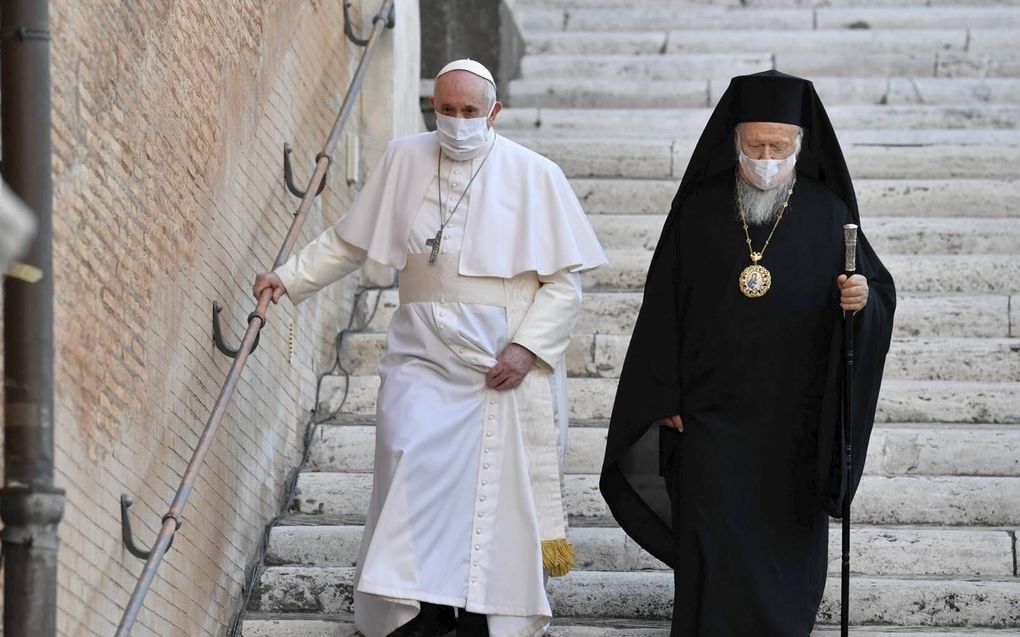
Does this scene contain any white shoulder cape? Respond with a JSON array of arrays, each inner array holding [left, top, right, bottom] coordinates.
[[334, 131, 607, 277]]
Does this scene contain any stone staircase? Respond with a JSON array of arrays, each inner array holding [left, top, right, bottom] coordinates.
[[242, 1, 1020, 634]]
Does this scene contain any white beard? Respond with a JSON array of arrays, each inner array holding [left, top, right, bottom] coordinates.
[[735, 172, 794, 226]]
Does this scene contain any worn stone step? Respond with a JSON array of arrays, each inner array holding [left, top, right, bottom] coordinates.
[[563, 178, 1020, 217], [511, 129, 1020, 149], [816, 6, 1020, 30], [520, 53, 772, 80], [517, 6, 1020, 31], [582, 215, 1020, 254], [251, 566, 1020, 626], [266, 524, 1016, 578], [564, 335, 1020, 382], [508, 77, 1020, 108], [241, 615, 1020, 637], [319, 377, 1020, 425], [340, 328, 1020, 382], [306, 422, 1020, 476], [353, 290, 1014, 342], [518, 137, 1020, 179], [515, 0, 1020, 6], [515, 0, 1019, 5], [584, 251, 1020, 294], [523, 29, 970, 56], [499, 105, 1020, 135], [520, 52, 1020, 80], [290, 470, 1020, 526]]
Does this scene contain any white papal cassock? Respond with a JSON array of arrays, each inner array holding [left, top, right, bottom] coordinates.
[[275, 131, 606, 637]]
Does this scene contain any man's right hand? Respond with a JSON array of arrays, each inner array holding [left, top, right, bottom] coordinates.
[[658, 415, 684, 432], [253, 272, 288, 304]]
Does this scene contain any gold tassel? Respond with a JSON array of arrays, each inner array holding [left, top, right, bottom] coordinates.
[[541, 539, 576, 577]]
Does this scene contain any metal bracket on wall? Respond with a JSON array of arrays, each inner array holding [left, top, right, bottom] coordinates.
[[343, 0, 396, 47], [212, 301, 263, 358], [119, 495, 174, 561], [283, 142, 328, 200]]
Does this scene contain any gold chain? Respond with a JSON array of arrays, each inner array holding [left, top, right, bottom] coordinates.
[[740, 176, 797, 264]]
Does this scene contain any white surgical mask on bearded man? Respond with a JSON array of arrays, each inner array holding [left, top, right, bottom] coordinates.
[[435, 103, 495, 162], [738, 137, 801, 190]]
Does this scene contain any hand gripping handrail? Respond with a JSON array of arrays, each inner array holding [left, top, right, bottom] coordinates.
[[113, 2, 395, 634]]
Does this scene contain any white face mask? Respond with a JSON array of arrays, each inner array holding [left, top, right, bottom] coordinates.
[[739, 150, 798, 190], [435, 104, 495, 161]]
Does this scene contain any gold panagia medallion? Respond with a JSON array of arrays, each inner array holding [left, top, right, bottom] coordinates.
[[739, 264, 772, 298]]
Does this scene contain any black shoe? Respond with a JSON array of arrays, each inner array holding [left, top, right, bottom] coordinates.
[[387, 602, 457, 637], [456, 609, 489, 637]]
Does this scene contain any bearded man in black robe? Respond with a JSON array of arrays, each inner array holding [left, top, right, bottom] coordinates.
[[600, 71, 896, 636]]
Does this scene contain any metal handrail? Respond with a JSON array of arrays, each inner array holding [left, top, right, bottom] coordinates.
[[113, 2, 395, 634]]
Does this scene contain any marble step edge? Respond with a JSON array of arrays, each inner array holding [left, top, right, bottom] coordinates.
[[263, 523, 1018, 578], [317, 416, 1020, 431], [353, 290, 1019, 339], [319, 378, 1020, 425], [562, 178, 1020, 217], [339, 334, 1020, 383], [248, 568, 1020, 626], [302, 421, 1020, 477], [506, 77, 1020, 109], [289, 472, 1020, 526], [240, 613, 1020, 637]]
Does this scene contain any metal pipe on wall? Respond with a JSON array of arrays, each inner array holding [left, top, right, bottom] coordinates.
[[1, 1, 65, 636]]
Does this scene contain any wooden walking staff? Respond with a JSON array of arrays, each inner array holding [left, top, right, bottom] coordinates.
[[840, 223, 858, 637]]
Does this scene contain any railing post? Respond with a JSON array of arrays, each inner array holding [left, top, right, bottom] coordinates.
[[1, 1, 66, 636]]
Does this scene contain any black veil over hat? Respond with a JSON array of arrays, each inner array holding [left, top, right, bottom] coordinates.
[[599, 70, 896, 567], [674, 70, 858, 222]]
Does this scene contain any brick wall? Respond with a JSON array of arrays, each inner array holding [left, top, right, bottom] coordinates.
[[1, 1, 420, 635]]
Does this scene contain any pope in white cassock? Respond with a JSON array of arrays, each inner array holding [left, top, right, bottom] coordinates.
[[253, 59, 607, 637]]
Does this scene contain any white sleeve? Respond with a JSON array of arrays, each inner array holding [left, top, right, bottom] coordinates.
[[274, 226, 367, 305], [511, 268, 583, 371]]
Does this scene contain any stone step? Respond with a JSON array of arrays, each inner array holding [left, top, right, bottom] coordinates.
[[266, 524, 1016, 578], [250, 566, 1020, 627], [520, 53, 773, 81], [516, 6, 1020, 31], [290, 470, 1020, 526], [517, 137, 1019, 179], [524, 29, 971, 56], [514, 0, 1020, 6], [563, 178, 1019, 217], [508, 77, 1020, 108], [499, 105, 1020, 135], [585, 251, 1020, 294], [339, 329, 1020, 382], [354, 290, 1014, 341], [583, 215, 1020, 254], [306, 422, 1020, 476], [241, 615, 1020, 637], [519, 52, 1020, 80], [510, 128, 1020, 148], [320, 377, 1020, 425]]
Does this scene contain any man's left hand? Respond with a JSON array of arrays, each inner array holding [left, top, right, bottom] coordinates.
[[487, 343, 536, 391], [838, 274, 869, 312]]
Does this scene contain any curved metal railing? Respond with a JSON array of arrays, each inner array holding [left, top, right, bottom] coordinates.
[[113, 2, 396, 634]]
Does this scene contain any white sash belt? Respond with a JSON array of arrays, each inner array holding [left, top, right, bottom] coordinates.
[[399, 253, 508, 307]]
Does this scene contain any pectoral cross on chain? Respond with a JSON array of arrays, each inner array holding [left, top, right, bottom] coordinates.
[[426, 229, 443, 264]]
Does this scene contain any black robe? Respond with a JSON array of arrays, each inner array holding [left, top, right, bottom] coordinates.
[[600, 175, 895, 635]]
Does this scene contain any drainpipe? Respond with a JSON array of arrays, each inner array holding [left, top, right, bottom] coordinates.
[[1, 1, 65, 636]]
